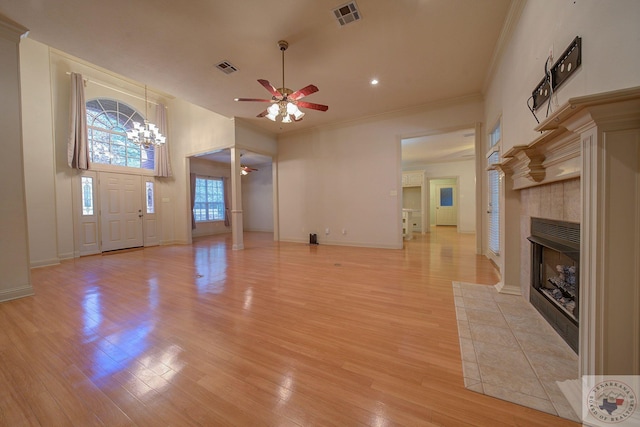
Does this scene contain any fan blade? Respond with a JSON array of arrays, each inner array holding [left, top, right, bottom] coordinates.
[[289, 84, 319, 101], [258, 79, 282, 97], [235, 98, 273, 102], [296, 101, 329, 112], [256, 110, 268, 118]]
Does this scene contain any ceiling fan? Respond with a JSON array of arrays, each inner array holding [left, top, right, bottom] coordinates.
[[241, 165, 258, 175], [234, 40, 328, 123]]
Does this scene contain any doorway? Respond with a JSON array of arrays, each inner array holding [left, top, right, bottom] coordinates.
[[430, 178, 458, 227], [435, 182, 457, 226], [76, 171, 159, 255]]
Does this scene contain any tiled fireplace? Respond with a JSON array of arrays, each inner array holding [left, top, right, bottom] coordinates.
[[495, 87, 640, 376]]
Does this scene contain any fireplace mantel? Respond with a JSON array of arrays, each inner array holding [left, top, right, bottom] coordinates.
[[495, 86, 640, 191], [499, 86, 640, 377]]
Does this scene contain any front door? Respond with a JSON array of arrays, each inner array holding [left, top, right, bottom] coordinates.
[[100, 172, 144, 251], [435, 184, 457, 226]]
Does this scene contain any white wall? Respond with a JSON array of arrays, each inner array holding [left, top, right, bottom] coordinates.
[[0, 16, 33, 301], [242, 162, 274, 232], [485, 0, 640, 155], [482, 0, 640, 268], [20, 39, 58, 267], [277, 97, 483, 249]]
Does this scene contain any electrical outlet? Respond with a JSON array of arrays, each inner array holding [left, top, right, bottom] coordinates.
[[325, 228, 330, 235]]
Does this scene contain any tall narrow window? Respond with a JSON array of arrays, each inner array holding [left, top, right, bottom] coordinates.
[[193, 176, 225, 222], [81, 176, 94, 215], [487, 119, 502, 255], [146, 181, 155, 214]]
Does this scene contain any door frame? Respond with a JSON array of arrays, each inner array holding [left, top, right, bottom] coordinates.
[[426, 176, 459, 230], [73, 170, 160, 256]]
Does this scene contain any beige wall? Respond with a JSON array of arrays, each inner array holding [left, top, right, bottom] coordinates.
[[485, 0, 640, 155], [20, 38, 58, 267], [0, 15, 32, 301], [242, 162, 274, 233], [277, 97, 483, 248], [482, 0, 640, 271]]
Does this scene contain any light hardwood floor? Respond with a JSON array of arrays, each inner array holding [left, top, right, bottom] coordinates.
[[0, 228, 579, 426]]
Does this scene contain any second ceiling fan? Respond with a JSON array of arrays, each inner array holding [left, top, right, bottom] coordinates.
[[234, 40, 328, 123]]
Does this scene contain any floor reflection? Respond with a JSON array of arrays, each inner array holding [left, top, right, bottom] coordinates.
[[194, 243, 227, 294]]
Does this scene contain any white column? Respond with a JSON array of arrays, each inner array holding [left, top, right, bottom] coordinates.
[[495, 166, 522, 295], [568, 100, 640, 376], [0, 14, 33, 301], [230, 147, 244, 250]]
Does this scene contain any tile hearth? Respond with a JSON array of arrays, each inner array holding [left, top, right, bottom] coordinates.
[[453, 281, 579, 422]]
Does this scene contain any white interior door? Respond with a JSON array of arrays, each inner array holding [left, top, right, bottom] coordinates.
[[435, 184, 457, 226], [100, 172, 143, 251]]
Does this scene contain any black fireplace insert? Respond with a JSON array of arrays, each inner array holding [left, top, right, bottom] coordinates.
[[528, 217, 579, 353]]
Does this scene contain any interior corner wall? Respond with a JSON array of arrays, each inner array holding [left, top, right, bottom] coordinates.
[[242, 162, 274, 232], [276, 98, 483, 249], [0, 20, 33, 301]]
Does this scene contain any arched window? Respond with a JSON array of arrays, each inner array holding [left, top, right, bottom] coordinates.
[[86, 99, 155, 169]]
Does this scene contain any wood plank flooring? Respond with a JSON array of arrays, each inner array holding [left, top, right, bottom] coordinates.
[[0, 228, 579, 426]]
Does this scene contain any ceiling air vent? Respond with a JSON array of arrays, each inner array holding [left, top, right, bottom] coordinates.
[[215, 60, 238, 74], [332, 1, 361, 26]]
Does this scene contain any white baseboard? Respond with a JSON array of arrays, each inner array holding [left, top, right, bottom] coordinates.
[[0, 285, 35, 302], [30, 258, 61, 268]]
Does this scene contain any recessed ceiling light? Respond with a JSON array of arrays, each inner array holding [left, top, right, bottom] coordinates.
[[370, 79, 379, 85]]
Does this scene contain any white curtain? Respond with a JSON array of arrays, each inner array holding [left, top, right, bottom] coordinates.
[[154, 103, 172, 177], [67, 72, 89, 170]]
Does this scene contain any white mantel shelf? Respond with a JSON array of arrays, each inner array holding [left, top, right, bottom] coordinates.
[[495, 86, 640, 190]]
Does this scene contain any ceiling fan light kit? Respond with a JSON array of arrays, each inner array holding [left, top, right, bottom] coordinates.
[[235, 40, 328, 124]]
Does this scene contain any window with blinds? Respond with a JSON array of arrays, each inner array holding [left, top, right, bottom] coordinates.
[[487, 119, 502, 255], [487, 153, 500, 254], [193, 176, 225, 222]]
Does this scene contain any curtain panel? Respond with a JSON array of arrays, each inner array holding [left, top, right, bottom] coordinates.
[[223, 177, 231, 227], [66, 72, 89, 170], [154, 103, 172, 177], [190, 173, 197, 229]]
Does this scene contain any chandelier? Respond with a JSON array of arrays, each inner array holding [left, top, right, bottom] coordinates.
[[126, 85, 166, 148]]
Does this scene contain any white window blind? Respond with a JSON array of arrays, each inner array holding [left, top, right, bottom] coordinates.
[[193, 176, 225, 221], [487, 150, 500, 255]]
